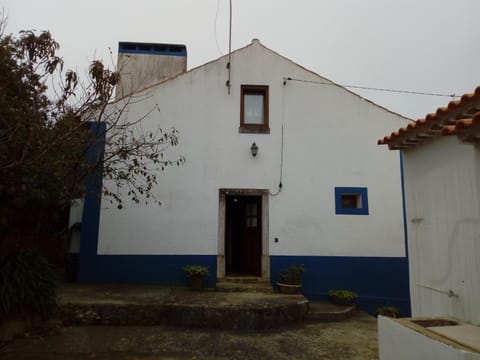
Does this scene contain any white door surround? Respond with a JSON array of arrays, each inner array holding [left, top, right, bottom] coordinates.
[[217, 188, 270, 279]]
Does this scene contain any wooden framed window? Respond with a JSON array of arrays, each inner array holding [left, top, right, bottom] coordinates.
[[240, 85, 269, 134], [245, 202, 259, 228]]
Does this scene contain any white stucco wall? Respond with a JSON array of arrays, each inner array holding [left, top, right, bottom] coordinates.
[[378, 316, 480, 360], [97, 40, 410, 258], [403, 136, 480, 324]]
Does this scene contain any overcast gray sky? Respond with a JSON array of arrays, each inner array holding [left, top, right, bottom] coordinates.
[[3, 0, 480, 120]]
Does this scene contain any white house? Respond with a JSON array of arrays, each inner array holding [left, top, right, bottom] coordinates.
[[377, 87, 480, 358], [78, 39, 412, 314]]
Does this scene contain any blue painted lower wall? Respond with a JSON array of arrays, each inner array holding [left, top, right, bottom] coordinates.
[[271, 255, 410, 316], [79, 254, 218, 287], [79, 251, 410, 316]]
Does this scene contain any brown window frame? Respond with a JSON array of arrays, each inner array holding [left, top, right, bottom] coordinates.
[[239, 85, 270, 134]]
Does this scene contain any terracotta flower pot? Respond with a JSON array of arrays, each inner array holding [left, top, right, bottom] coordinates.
[[188, 276, 204, 290], [329, 295, 355, 306], [277, 282, 301, 294]]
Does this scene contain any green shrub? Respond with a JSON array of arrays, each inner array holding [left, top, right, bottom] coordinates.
[[328, 289, 358, 305], [278, 264, 305, 285], [0, 250, 58, 318], [182, 264, 209, 278]]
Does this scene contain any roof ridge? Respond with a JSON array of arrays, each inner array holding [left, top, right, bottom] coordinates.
[[113, 38, 419, 122], [254, 42, 413, 122]]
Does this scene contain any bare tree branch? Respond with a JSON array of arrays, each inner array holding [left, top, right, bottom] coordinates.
[[0, 28, 185, 240]]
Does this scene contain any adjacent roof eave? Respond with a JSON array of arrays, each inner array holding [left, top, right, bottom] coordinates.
[[378, 86, 480, 150]]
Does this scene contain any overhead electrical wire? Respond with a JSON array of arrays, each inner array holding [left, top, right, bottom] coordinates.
[[286, 77, 459, 98]]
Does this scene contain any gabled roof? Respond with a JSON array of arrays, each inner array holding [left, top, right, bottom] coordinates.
[[119, 39, 411, 121], [378, 86, 480, 150]]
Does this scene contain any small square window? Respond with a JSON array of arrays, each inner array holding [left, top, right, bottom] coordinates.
[[240, 85, 269, 134], [335, 187, 369, 215], [341, 194, 362, 209]]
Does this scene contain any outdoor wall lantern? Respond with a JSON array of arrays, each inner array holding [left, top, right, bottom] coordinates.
[[250, 142, 258, 157]]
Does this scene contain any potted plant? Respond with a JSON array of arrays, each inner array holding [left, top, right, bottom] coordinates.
[[376, 306, 400, 318], [182, 265, 209, 290], [277, 264, 305, 294], [328, 289, 357, 305]]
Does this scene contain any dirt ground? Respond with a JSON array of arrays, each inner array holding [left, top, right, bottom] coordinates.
[[1, 311, 378, 360]]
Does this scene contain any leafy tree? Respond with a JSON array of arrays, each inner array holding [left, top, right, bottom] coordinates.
[[0, 20, 184, 251]]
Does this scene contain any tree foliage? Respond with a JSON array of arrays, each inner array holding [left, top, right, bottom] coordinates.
[[0, 250, 57, 318], [0, 22, 184, 247]]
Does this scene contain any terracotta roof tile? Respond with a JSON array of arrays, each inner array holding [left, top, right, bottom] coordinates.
[[441, 125, 457, 135], [378, 86, 480, 149]]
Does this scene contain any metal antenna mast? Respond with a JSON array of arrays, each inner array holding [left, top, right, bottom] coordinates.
[[226, 0, 232, 94]]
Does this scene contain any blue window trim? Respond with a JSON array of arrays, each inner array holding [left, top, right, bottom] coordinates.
[[335, 187, 369, 215], [399, 151, 409, 258], [118, 42, 187, 57]]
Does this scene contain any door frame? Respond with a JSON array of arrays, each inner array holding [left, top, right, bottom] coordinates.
[[218, 188, 270, 279]]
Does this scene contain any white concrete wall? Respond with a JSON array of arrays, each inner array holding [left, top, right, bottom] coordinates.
[[68, 199, 84, 253], [98, 40, 409, 258], [403, 136, 480, 324], [378, 316, 480, 360], [69, 199, 84, 226], [116, 51, 186, 98]]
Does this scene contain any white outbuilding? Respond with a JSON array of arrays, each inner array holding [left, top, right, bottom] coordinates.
[[378, 87, 480, 358]]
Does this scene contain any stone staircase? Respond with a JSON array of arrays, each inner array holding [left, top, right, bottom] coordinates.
[[57, 284, 308, 330], [215, 277, 273, 293], [55, 284, 355, 330]]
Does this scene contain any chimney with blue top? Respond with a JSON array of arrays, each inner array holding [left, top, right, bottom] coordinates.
[[116, 42, 187, 99]]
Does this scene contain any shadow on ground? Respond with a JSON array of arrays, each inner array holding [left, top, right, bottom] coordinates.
[[1, 311, 378, 360]]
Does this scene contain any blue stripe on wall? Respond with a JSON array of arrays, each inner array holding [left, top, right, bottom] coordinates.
[[79, 122, 106, 282], [270, 255, 411, 316], [80, 254, 217, 287], [399, 150, 409, 258], [398, 150, 411, 315]]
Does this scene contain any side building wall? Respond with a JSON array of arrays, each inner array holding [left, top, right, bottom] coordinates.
[[403, 136, 480, 324]]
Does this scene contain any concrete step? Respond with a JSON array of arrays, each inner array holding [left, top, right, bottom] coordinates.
[[217, 276, 271, 284], [215, 283, 273, 293], [216, 277, 273, 293], [307, 301, 355, 322], [57, 285, 308, 330]]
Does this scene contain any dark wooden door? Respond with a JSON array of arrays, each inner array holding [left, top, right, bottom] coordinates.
[[225, 195, 262, 276]]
